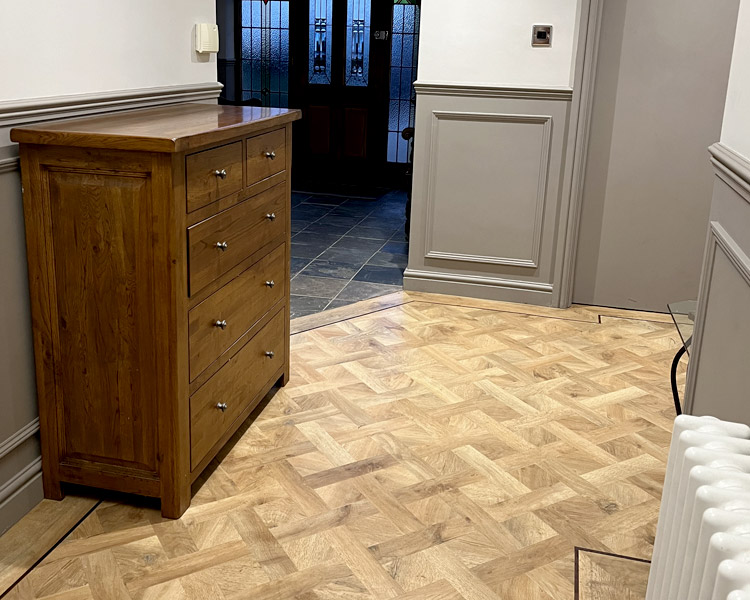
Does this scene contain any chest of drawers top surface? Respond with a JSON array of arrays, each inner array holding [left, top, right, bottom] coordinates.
[[10, 103, 301, 152]]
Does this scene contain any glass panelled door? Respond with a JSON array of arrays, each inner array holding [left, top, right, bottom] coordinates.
[[289, 0, 392, 191], [240, 0, 290, 107]]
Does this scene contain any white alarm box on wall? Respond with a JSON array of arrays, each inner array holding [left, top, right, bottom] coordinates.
[[195, 23, 219, 54]]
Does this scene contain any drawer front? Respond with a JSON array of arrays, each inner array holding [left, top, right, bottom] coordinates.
[[189, 244, 286, 380], [247, 129, 286, 186], [188, 183, 286, 294], [186, 142, 243, 212], [190, 308, 286, 469]]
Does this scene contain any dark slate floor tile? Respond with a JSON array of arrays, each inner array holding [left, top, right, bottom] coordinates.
[[291, 257, 312, 275], [336, 281, 401, 301], [324, 215, 365, 227], [333, 237, 385, 252], [368, 251, 408, 269], [292, 231, 342, 247], [302, 222, 354, 236], [291, 242, 328, 260], [382, 241, 408, 255], [301, 260, 360, 280], [291, 220, 311, 233], [303, 194, 349, 206], [389, 229, 408, 242], [326, 298, 356, 310], [353, 265, 404, 286], [290, 275, 348, 299], [292, 205, 333, 220], [290, 295, 330, 319], [346, 225, 396, 240], [291, 192, 311, 206], [316, 246, 373, 265], [330, 205, 375, 217], [360, 216, 405, 228]]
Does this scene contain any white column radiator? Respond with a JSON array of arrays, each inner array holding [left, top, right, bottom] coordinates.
[[646, 415, 750, 600]]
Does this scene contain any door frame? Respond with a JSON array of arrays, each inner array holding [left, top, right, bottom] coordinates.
[[554, 0, 604, 308]]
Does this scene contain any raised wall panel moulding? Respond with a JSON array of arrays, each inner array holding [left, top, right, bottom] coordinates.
[[0, 458, 42, 506], [709, 142, 750, 202], [403, 268, 554, 293], [413, 81, 574, 102], [0, 81, 224, 128], [0, 419, 40, 462], [683, 220, 750, 414], [423, 111, 552, 269], [0, 155, 20, 175]]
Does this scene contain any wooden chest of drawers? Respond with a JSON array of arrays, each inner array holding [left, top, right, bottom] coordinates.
[[11, 104, 301, 517]]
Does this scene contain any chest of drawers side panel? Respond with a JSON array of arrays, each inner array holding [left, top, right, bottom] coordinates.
[[18, 145, 187, 506]]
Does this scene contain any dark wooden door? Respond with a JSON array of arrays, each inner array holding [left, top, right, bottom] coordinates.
[[290, 0, 393, 191]]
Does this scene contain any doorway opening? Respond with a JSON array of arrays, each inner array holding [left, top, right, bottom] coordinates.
[[218, 0, 420, 317]]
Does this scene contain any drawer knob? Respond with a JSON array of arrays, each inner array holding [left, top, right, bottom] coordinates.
[[265, 280, 275, 288], [266, 213, 276, 221], [216, 402, 228, 412], [215, 319, 228, 330], [265, 351, 275, 359], [214, 169, 228, 179], [215, 241, 229, 251], [265, 151, 277, 160]]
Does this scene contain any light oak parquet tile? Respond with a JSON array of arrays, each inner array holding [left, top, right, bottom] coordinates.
[[2, 292, 682, 599]]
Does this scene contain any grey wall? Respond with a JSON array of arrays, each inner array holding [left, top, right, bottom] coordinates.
[[0, 149, 42, 534], [573, 0, 740, 312], [685, 144, 750, 422]]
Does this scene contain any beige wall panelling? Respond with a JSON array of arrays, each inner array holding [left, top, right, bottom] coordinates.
[[572, 0, 740, 312], [685, 144, 750, 421], [404, 85, 572, 306]]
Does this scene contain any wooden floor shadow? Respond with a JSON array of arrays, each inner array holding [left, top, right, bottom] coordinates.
[[575, 548, 651, 600]]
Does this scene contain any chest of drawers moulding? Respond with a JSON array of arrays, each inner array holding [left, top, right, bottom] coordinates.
[[11, 103, 301, 518]]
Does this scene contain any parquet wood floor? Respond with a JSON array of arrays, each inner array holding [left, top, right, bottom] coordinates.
[[4, 292, 681, 600], [575, 549, 650, 600]]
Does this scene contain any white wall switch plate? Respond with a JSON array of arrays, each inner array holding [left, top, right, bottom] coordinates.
[[195, 23, 219, 54]]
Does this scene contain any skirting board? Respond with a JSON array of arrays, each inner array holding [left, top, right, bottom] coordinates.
[[403, 268, 554, 307]]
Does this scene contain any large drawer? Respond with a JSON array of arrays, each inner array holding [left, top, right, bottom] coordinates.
[[188, 183, 286, 295], [188, 244, 286, 380], [247, 129, 286, 186], [186, 141, 243, 213], [190, 308, 286, 470]]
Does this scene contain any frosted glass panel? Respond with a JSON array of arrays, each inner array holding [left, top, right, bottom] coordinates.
[[240, 0, 290, 108], [309, 0, 334, 84], [387, 2, 420, 162], [346, 0, 371, 87]]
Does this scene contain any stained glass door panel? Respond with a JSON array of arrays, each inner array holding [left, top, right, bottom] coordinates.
[[241, 0, 290, 107], [387, 0, 420, 163]]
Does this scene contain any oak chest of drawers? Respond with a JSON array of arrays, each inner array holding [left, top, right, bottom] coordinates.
[[11, 104, 301, 517]]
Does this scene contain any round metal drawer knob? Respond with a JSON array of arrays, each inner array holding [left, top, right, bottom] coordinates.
[[215, 320, 228, 330], [265, 151, 276, 160], [266, 213, 276, 221], [214, 169, 228, 179], [215, 241, 228, 251], [265, 280, 275, 288], [265, 351, 275, 358], [216, 402, 228, 412]]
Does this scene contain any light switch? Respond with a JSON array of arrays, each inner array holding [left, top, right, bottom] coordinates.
[[532, 25, 553, 47], [195, 23, 220, 54]]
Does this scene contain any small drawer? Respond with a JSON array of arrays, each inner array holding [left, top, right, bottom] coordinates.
[[246, 129, 286, 186], [186, 142, 243, 212], [188, 183, 286, 295], [190, 308, 286, 469], [188, 244, 286, 380]]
